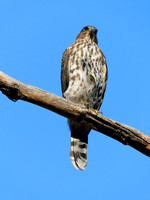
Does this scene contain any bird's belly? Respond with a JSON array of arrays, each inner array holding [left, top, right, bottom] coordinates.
[[64, 78, 99, 109]]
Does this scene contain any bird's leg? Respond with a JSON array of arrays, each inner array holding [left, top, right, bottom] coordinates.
[[91, 109, 103, 115], [87, 105, 103, 115]]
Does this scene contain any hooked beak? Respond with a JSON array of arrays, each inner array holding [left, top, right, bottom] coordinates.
[[91, 28, 97, 35]]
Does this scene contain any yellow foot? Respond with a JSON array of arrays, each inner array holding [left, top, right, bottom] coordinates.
[[91, 109, 103, 115]]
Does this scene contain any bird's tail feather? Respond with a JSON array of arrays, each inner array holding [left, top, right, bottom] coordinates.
[[70, 137, 88, 170], [68, 120, 90, 170]]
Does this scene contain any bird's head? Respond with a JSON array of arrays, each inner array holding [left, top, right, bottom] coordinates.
[[76, 26, 98, 44]]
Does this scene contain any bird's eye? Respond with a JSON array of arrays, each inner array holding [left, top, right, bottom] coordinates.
[[84, 27, 88, 31], [82, 26, 89, 32]]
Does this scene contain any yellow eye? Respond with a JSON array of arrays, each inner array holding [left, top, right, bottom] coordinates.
[[82, 26, 89, 32]]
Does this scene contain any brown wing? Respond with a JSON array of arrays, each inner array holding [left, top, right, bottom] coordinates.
[[95, 56, 108, 110], [61, 49, 70, 96]]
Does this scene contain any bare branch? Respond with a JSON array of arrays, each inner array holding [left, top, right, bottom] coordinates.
[[0, 71, 150, 157]]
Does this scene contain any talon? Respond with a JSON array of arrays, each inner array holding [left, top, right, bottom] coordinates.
[[91, 109, 103, 115]]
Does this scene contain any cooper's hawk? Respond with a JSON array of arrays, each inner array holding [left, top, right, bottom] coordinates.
[[61, 26, 107, 170]]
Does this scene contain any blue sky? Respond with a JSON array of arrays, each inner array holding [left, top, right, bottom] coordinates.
[[0, 0, 150, 199]]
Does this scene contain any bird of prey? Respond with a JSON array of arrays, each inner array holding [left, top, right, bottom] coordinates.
[[61, 26, 107, 170]]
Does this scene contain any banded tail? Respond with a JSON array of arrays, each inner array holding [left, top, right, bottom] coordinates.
[[68, 120, 90, 170]]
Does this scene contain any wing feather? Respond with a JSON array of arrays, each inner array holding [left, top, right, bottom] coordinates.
[[61, 49, 70, 96]]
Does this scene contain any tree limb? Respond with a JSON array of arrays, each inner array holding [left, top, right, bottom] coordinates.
[[0, 71, 150, 157]]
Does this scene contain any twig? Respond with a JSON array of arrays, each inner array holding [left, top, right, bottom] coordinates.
[[0, 71, 150, 157]]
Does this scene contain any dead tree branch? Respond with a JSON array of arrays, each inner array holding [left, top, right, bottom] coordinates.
[[0, 71, 150, 157]]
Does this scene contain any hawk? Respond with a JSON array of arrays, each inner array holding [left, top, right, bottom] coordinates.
[[61, 26, 107, 170]]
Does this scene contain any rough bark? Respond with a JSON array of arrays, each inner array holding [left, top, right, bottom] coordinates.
[[0, 71, 150, 157]]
